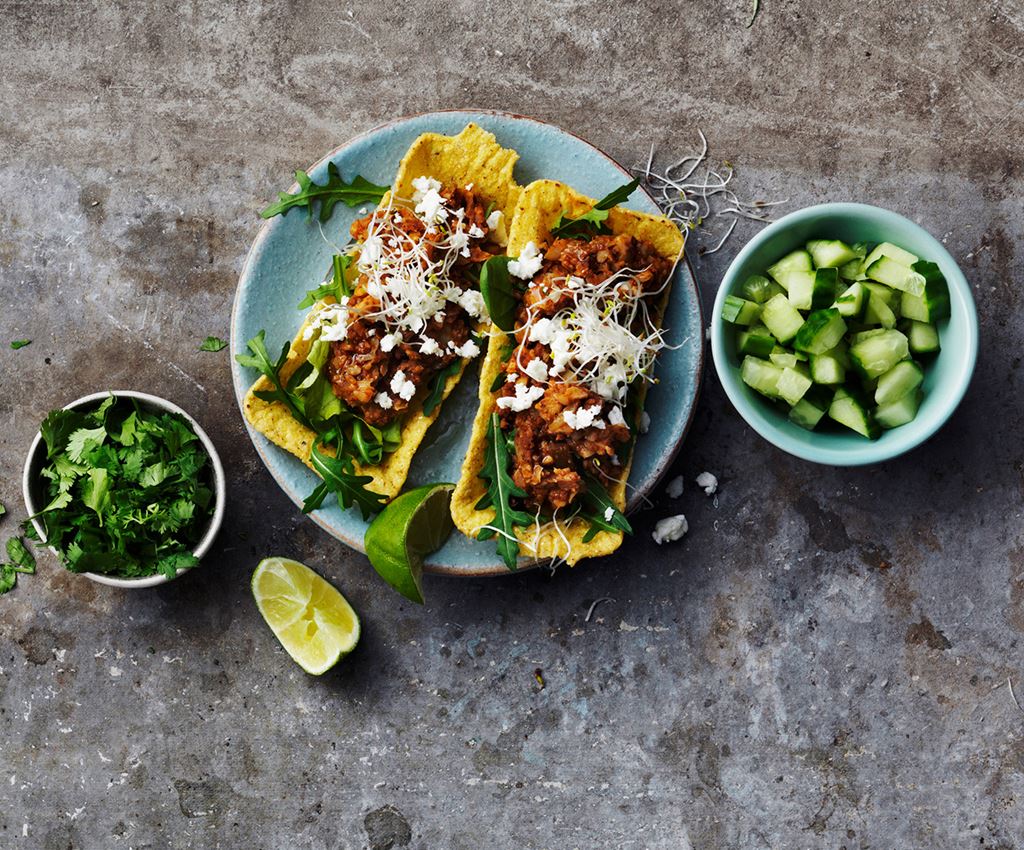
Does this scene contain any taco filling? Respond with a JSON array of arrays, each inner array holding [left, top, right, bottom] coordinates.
[[495, 233, 674, 516], [306, 178, 506, 429]]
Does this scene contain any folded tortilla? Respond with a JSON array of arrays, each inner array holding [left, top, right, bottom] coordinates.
[[243, 123, 522, 500], [450, 179, 684, 566]]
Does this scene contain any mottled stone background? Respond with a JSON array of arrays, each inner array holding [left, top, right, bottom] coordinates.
[[1, 2, 1023, 848]]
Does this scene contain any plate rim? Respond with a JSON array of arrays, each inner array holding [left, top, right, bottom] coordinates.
[[230, 108, 704, 577]]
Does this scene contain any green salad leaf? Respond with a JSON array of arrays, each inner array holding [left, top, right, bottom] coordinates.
[[298, 254, 354, 310], [475, 413, 534, 571], [480, 255, 518, 331], [10, 340, 31, 350], [422, 360, 463, 417], [578, 472, 633, 543], [304, 446, 387, 520], [199, 336, 228, 352], [550, 178, 639, 239], [31, 397, 212, 579], [261, 163, 388, 222]]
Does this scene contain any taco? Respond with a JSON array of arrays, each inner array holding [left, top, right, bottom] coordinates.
[[451, 178, 684, 567], [242, 124, 521, 507]]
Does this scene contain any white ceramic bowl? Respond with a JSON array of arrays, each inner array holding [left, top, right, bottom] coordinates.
[[22, 391, 226, 588]]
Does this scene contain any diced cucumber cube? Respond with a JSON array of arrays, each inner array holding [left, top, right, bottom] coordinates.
[[777, 366, 813, 405], [833, 282, 867, 317], [793, 308, 847, 355], [811, 268, 839, 310], [864, 291, 897, 329], [741, 274, 783, 304], [911, 261, 951, 321], [740, 356, 784, 399], [761, 294, 805, 343], [809, 347, 847, 384], [780, 269, 817, 310], [863, 282, 899, 312], [737, 326, 776, 358], [828, 386, 881, 439], [866, 256, 926, 296], [766, 249, 813, 284], [722, 295, 761, 325], [769, 346, 807, 369], [875, 388, 923, 429], [864, 241, 920, 269], [900, 291, 930, 322], [849, 328, 886, 345], [788, 385, 833, 431], [875, 360, 924, 405], [806, 239, 860, 268], [849, 329, 909, 379], [905, 320, 940, 355]]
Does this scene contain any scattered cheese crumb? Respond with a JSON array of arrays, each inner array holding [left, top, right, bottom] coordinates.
[[607, 405, 625, 426], [652, 515, 688, 545], [508, 241, 543, 279], [564, 404, 604, 430], [666, 476, 684, 498], [496, 383, 545, 412], [486, 209, 508, 245], [639, 411, 651, 434], [449, 338, 481, 359], [374, 393, 393, 410], [419, 337, 441, 356], [603, 506, 614, 522], [390, 369, 417, 401], [380, 331, 403, 353], [523, 358, 549, 382], [468, 223, 485, 239], [411, 175, 449, 224], [696, 472, 718, 496]]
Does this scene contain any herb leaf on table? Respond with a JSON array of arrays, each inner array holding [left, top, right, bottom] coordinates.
[[199, 336, 228, 352], [260, 163, 389, 222]]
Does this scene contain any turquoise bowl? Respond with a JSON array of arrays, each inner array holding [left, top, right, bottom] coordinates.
[[710, 203, 978, 465]]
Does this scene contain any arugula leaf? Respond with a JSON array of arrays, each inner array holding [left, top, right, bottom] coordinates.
[[10, 339, 30, 350], [199, 336, 228, 352], [260, 163, 388, 222], [578, 472, 632, 543], [236, 330, 309, 427], [422, 360, 463, 416], [475, 413, 533, 570], [305, 445, 386, 519], [298, 254, 354, 310], [550, 178, 640, 239], [6, 537, 35, 574], [0, 565, 15, 594], [480, 255, 517, 331]]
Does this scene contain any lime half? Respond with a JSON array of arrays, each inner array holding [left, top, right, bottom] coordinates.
[[364, 483, 455, 604], [251, 557, 360, 675]]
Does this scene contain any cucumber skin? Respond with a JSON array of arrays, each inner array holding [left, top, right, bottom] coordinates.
[[761, 294, 805, 343], [738, 329, 776, 358], [828, 392, 882, 440], [911, 261, 951, 321], [794, 308, 847, 355], [876, 388, 923, 429]]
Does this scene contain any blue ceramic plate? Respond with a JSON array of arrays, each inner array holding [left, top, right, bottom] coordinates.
[[231, 111, 703, 575]]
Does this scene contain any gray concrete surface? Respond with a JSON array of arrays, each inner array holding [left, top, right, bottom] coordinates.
[[2, 1, 1023, 848]]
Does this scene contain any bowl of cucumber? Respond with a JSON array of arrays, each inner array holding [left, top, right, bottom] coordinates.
[[711, 202, 978, 465]]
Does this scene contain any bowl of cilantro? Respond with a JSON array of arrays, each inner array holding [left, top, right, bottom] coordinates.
[[22, 391, 226, 588]]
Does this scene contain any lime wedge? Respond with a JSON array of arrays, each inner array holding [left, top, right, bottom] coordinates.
[[251, 557, 360, 675], [364, 483, 455, 604]]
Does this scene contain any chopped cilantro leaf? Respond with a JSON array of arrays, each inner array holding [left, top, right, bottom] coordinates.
[[199, 336, 228, 352], [31, 396, 213, 579]]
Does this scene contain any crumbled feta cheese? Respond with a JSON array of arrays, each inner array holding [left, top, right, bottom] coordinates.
[[411, 175, 448, 224], [652, 514, 688, 545], [508, 241, 543, 279], [639, 411, 651, 434], [449, 338, 480, 359], [486, 209, 508, 245], [358, 234, 384, 272], [419, 337, 441, 356], [603, 506, 614, 522], [390, 369, 417, 401], [506, 373, 517, 383], [303, 303, 350, 342], [468, 223, 485, 239], [696, 472, 718, 496], [567, 275, 585, 289], [523, 358, 548, 382], [374, 392, 393, 410], [607, 405, 625, 426], [465, 182, 474, 190], [450, 229, 471, 257], [563, 403, 604, 430], [457, 289, 487, 319], [380, 331, 403, 353], [496, 382, 545, 412], [528, 317, 555, 345], [666, 476, 684, 498]]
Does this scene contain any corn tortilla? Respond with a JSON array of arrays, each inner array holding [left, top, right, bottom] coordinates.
[[243, 123, 521, 499], [450, 179, 684, 565]]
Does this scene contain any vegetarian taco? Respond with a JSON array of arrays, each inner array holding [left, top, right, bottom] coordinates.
[[451, 178, 684, 567], [240, 124, 521, 515]]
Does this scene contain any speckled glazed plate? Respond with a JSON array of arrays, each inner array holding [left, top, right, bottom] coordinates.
[[231, 110, 703, 575]]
